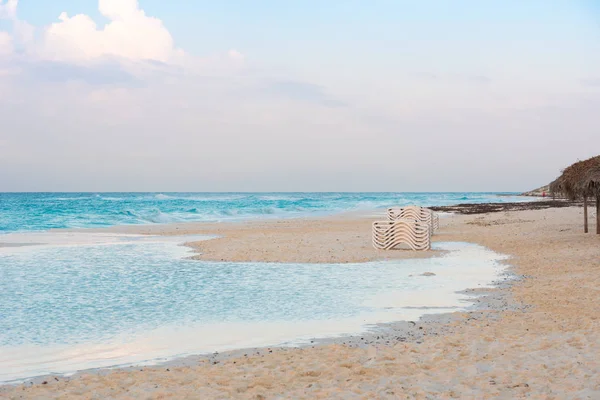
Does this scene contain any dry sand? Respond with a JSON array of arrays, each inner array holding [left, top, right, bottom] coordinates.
[[2, 206, 600, 399]]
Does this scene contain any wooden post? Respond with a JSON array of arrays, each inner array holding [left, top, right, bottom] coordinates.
[[597, 196, 600, 235], [584, 196, 589, 233]]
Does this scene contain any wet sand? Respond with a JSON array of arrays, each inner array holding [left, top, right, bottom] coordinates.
[[2, 205, 600, 399]]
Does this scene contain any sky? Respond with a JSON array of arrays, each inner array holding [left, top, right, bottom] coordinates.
[[0, 0, 599, 192]]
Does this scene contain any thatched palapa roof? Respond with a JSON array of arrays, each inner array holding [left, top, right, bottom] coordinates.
[[549, 156, 600, 200], [549, 155, 600, 234], [577, 164, 600, 198]]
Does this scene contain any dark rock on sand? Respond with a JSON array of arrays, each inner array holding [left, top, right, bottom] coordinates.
[[429, 200, 576, 215]]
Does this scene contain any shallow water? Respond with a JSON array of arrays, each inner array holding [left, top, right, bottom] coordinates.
[[0, 192, 530, 233], [0, 233, 508, 383]]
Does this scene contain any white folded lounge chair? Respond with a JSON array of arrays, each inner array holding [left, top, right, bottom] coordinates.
[[387, 206, 439, 233], [372, 219, 431, 251]]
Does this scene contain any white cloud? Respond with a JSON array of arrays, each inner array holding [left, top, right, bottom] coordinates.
[[0, 0, 17, 20], [0, 31, 12, 55], [228, 49, 244, 61], [0, 0, 34, 52], [0, 0, 244, 70], [0, 0, 17, 55], [12, 19, 34, 45], [40, 0, 181, 63]]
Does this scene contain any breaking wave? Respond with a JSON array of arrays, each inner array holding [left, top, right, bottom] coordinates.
[[0, 192, 533, 232]]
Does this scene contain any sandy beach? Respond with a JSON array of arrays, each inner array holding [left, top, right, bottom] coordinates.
[[2, 205, 600, 399], [3, 0, 597, 397]]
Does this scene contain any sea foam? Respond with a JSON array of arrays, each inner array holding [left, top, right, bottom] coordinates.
[[0, 192, 535, 233]]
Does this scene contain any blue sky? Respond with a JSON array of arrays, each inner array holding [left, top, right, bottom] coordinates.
[[0, 1, 599, 191], [10, 1, 600, 74]]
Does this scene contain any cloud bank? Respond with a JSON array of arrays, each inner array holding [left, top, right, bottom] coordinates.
[[0, 1, 598, 192]]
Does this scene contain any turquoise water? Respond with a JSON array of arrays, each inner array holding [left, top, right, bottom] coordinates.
[[0, 192, 522, 382], [0, 236, 508, 382], [0, 192, 527, 233]]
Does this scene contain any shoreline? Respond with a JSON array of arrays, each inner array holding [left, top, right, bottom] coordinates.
[[22, 278, 522, 387], [54, 198, 574, 265], [2, 203, 599, 398]]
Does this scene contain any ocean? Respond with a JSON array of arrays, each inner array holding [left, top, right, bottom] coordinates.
[[0, 192, 527, 233], [0, 192, 524, 382]]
